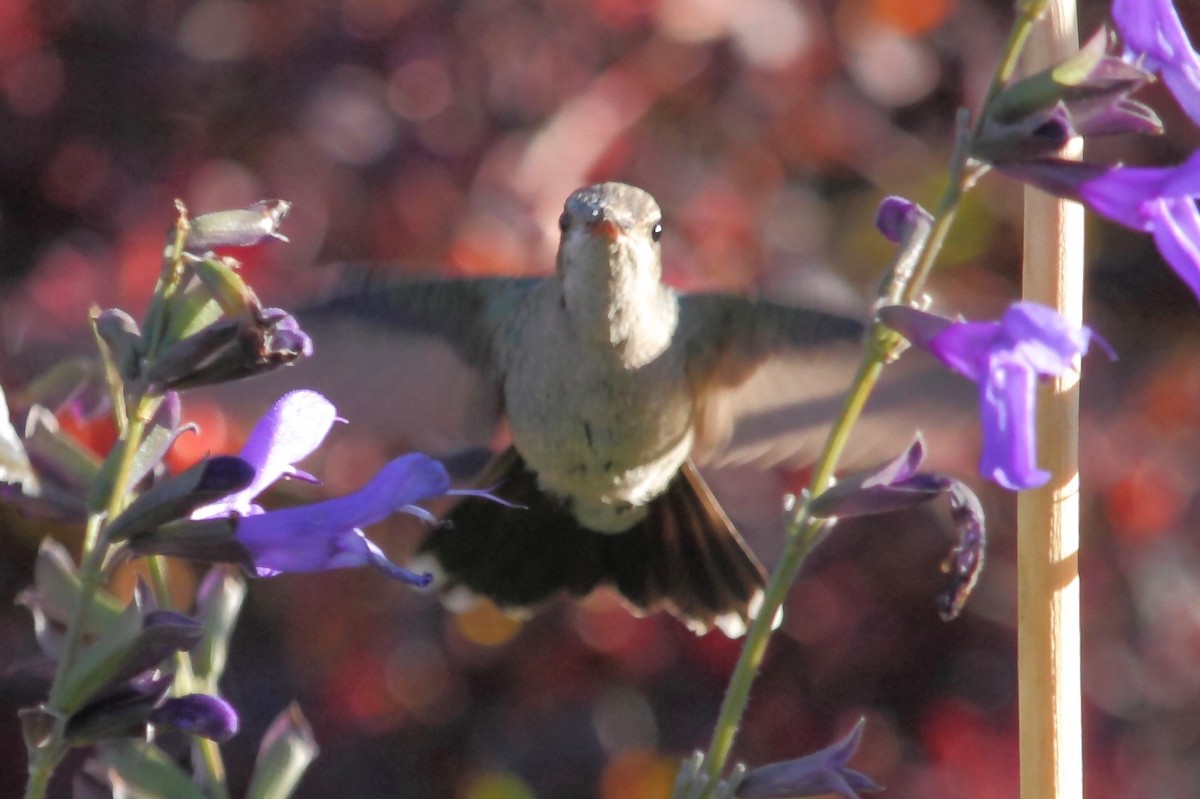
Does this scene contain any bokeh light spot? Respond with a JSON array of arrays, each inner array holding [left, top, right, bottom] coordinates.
[[2, 48, 63, 117], [387, 59, 453, 121], [869, 0, 956, 36], [177, 0, 255, 62], [187, 159, 263, 216], [305, 66, 398, 166], [599, 749, 677, 799], [42, 138, 111, 210], [454, 600, 523, 647], [463, 772, 536, 799], [165, 399, 234, 473]]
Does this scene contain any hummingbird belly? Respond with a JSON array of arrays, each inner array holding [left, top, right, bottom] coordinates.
[[504, 341, 694, 533]]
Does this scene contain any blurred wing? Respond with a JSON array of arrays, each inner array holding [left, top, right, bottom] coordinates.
[[680, 294, 976, 471], [311, 270, 541, 372], [198, 274, 540, 463]]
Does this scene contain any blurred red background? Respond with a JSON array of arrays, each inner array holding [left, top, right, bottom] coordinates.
[[2, 0, 1200, 796]]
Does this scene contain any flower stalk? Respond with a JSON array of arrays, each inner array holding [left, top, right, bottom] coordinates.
[[25, 221, 232, 799], [687, 2, 1057, 793]]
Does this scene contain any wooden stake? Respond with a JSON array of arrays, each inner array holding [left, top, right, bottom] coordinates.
[[1018, 2, 1084, 798]]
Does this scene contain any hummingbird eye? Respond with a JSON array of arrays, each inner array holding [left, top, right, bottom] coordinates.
[[651, 221, 663, 242], [558, 212, 570, 232]]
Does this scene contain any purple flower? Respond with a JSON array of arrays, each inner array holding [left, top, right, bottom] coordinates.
[[736, 718, 880, 798], [810, 437, 987, 619], [193, 390, 338, 519], [879, 303, 1106, 490], [1078, 152, 1200, 301], [150, 693, 239, 742], [64, 674, 238, 744], [995, 152, 1200, 301], [188, 390, 496, 584], [235, 453, 459, 585], [875, 196, 932, 244], [1113, 0, 1200, 126]]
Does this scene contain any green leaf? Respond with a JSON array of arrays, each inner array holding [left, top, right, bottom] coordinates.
[[23, 537, 123, 637], [246, 703, 318, 799], [192, 256, 255, 317], [104, 456, 254, 543], [98, 740, 209, 799], [24, 406, 101, 492], [55, 601, 144, 713], [193, 567, 247, 683], [164, 281, 224, 345]]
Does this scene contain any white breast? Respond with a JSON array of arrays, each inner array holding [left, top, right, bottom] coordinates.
[[499, 286, 693, 531]]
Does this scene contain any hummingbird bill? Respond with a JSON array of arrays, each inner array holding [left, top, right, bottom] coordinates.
[[249, 182, 937, 637]]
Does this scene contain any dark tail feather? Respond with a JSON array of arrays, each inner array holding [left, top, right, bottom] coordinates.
[[417, 448, 767, 636]]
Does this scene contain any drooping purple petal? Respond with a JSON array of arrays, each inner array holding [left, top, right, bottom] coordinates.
[[233, 453, 452, 583], [979, 358, 1046, 490], [1003, 147, 1200, 303], [736, 718, 881, 799], [150, 694, 239, 742], [1113, 0, 1200, 126], [939, 480, 987, 621], [1147, 197, 1200, 301], [1078, 150, 1200, 229], [193, 390, 338, 519]]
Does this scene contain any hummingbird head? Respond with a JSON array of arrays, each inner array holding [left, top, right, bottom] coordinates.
[[556, 182, 664, 283], [554, 183, 673, 352]]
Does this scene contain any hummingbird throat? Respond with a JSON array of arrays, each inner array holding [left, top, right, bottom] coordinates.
[[563, 241, 675, 367]]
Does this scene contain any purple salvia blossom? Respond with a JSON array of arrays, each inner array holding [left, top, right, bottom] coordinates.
[[1112, 0, 1200, 126], [193, 390, 338, 519], [994, 152, 1200, 301], [64, 673, 238, 744], [879, 303, 1105, 490], [149, 693, 239, 742], [234, 453, 457, 585], [185, 390, 502, 583], [810, 436, 987, 620], [875, 196, 932, 244], [1076, 151, 1200, 301], [736, 718, 880, 798]]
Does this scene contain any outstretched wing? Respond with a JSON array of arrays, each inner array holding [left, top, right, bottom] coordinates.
[[678, 293, 974, 472], [310, 270, 540, 373], [199, 271, 541, 463]]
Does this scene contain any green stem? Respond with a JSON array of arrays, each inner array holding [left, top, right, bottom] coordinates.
[[48, 403, 152, 708], [31, 397, 157, 797], [24, 743, 62, 799], [984, 0, 1052, 115], [698, 353, 888, 794], [901, 0, 1049, 304], [690, 6, 1057, 790]]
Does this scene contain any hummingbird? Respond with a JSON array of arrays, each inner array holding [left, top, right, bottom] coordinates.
[[295, 182, 878, 637]]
